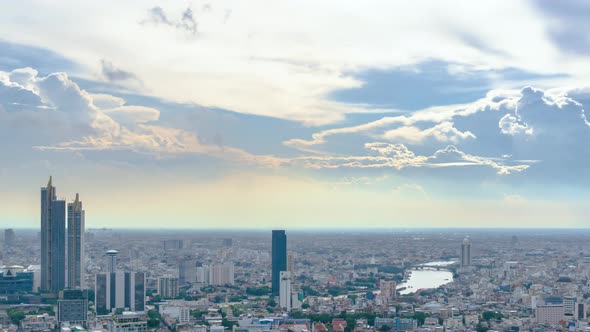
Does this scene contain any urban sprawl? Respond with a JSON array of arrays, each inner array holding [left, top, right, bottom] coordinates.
[[0, 178, 587, 332]]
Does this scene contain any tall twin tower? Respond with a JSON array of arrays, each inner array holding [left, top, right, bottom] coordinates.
[[40, 176, 85, 293]]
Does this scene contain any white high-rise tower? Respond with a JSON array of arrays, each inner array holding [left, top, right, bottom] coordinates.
[[279, 271, 292, 311], [461, 236, 472, 268]]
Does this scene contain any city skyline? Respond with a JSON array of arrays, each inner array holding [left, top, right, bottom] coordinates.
[[3, 223, 590, 330], [3, 2, 590, 331], [1, 1, 590, 228]]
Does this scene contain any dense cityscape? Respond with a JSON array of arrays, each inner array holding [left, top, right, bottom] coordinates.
[[0, 178, 588, 332]]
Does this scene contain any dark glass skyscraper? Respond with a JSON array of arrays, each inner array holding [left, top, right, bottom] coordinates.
[[41, 176, 66, 293], [67, 193, 85, 289], [272, 230, 287, 296]]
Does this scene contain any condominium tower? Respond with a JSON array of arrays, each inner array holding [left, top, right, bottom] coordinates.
[[41, 176, 66, 293], [67, 193, 85, 289], [461, 236, 472, 268]]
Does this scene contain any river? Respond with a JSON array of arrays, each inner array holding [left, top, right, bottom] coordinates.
[[398, 261, 455, 295]]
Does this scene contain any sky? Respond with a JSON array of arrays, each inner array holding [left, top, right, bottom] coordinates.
[[1, 0, 590, 228]]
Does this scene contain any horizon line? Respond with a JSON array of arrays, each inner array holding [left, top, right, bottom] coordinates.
[[5, 226, 590, 231]]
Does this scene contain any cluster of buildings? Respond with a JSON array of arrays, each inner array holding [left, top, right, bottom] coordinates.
[[40, 177, 85, 293], [4, 178, 590, 332]]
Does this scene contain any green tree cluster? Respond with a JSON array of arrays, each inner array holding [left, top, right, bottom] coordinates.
[[147, 310, 161, 328], [7, 309, 26, 325], [246, 286, 271, 296]]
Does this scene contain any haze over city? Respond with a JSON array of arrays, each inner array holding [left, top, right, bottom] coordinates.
[[2, 1, 590, 228]]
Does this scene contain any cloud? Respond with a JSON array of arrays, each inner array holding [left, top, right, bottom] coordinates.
[[142, 6, 198, 36], [103, 106, 160, 125], [0, 67, 300, 174], [2, 67, 589, 186], [283, 93, 510, 149], [498, 113, 532, 135], [381, 121, 476, 144], [533, 0, 590, 55], [288, 142, 529, 175], [2, 1, 586, 127], [90, 93, 125, 109], [426, 145, 529, 175], [289, 86, 590, 146], [0, 68, 208, 155], [100, 59, 140, 82], [285, 85, 590, 179]]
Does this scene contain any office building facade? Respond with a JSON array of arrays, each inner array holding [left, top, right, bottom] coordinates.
[[536, 304, 564, 325], [67, 193, 85, 289], [41, 176, 66, 293], [0, 265, 34, 293], [272, 230, 287, 296], [95, 272, 146, 314], [58, 289, 88, 328]]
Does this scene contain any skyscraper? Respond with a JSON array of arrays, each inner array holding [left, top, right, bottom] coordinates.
[[279, 271, 292, 311], [67, 193, 85, 289], [41, 176, 66, 293], [4, 229, 15, 247], [272, 230, 287, 296], [461, 236, 472, 268]]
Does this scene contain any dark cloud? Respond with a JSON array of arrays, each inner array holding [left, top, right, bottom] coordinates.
[[142, 6, 198, 36], [147, 6, 172, 25], [100, 59, 139, 82], [533, 0, 590, 55], [179, 7, 197, 35]]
